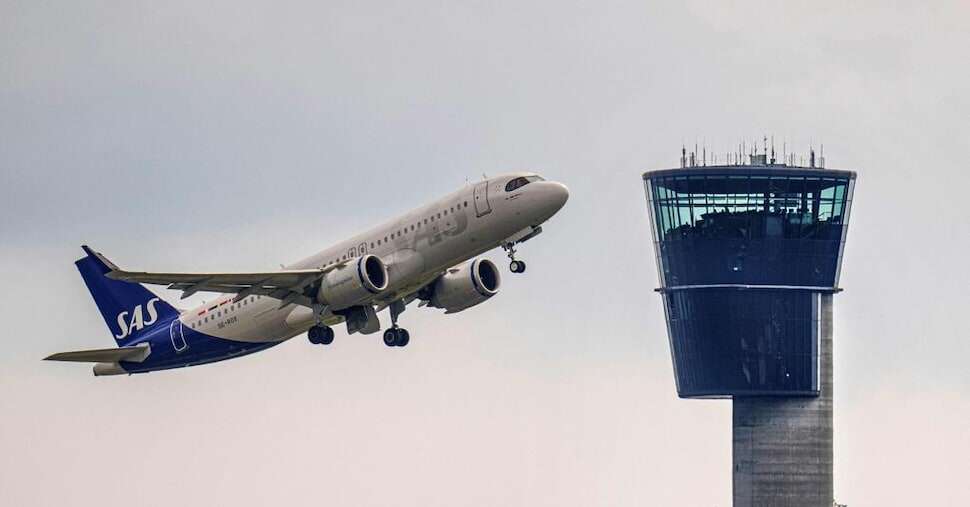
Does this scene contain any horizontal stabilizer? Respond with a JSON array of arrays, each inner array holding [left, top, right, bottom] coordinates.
[[44, 343, 151, 363]]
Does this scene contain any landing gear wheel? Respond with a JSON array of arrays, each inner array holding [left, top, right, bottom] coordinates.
[[309, 325, 334, 345], [396, 329, 410, 347], [383, 328, 410, 347], [319, 326, 335, 345], [383, 328, 398, 347]]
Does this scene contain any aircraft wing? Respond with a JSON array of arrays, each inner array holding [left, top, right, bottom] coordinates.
[[108, 268, 327, 300], [44, 343, 151, 363], [84, 245, 338, 307]]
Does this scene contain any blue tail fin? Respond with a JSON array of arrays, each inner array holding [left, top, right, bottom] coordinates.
[[75, 245, 178, 346]]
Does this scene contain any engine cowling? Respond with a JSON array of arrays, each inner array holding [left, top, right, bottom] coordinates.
[[317, 255, 388, 310], [430, 259, 501, 314]]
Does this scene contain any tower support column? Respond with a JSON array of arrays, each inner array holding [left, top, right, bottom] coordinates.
[[732, 294, 834, 506]]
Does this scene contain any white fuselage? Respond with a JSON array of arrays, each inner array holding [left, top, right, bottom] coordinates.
[[178, 173, 568, 344]]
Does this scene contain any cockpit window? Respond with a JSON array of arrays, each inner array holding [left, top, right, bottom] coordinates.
[[505, 175, 544, 192]]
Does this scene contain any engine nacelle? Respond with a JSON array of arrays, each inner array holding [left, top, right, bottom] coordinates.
[[430, 259, 501, 314], [318, 255, 388, 310]]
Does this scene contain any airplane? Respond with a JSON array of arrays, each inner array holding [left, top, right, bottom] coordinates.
[[45, 172, 569, 376]]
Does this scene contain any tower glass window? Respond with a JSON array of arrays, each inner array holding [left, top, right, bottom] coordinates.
[[645, 170, 854, 288]]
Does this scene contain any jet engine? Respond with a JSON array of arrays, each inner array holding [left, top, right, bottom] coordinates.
[[429, 259, 501, 314], [317, 254, 388, 309]]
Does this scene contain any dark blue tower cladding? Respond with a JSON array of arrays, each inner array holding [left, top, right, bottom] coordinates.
[[644, 166, 856, 398]]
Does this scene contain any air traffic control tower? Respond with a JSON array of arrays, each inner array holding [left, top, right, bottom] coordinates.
[[643, 147, 856, 506]]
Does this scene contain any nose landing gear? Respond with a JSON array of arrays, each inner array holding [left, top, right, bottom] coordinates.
[[503, 243, 527, 274]]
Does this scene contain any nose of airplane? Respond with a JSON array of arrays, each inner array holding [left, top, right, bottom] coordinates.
[[536, 181, 569, 216]]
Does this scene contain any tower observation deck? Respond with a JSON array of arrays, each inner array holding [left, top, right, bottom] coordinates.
[[643, 149, 856, 506]]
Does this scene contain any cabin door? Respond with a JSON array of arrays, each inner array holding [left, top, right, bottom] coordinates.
[[170, 319, 188, 353], [473, 181, 492, 217]]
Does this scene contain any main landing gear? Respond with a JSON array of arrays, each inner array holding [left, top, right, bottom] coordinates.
[[383, 299, 410, 347], [383, 327, 410, 347], [307, 325, 334, 345], [503, 243, 527, 273]]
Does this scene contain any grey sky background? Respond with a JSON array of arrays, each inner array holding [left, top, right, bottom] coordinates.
[[1, 1, 968, 505]]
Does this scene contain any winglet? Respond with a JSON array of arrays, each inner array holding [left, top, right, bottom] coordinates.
[[81, 245, 121, 272]]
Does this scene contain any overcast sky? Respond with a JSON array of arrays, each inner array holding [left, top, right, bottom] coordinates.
[[2, 1, 968, 505]]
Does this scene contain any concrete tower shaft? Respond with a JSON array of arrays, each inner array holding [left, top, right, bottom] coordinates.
[[733, 294, 833, 505]]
